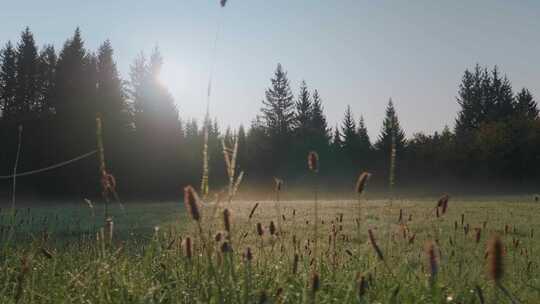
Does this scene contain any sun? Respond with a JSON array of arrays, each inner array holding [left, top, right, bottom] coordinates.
[[156, 60, 188, 93]]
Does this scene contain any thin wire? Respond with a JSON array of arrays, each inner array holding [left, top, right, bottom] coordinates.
[[200, 5, 226, 197], [205, 5, 226, 115], [11, 126, 23, 209], [0, 150, 97, 179]]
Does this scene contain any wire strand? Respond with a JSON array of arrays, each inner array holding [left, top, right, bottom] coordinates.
[[0, 150, 97, 179]]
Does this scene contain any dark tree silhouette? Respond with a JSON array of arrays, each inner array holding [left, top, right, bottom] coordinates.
[[0, 41, 18, 119], [15, 27, 39, 117]]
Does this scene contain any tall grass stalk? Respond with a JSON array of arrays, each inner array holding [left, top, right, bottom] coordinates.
[[200, 121, 210, 198], [308, 151, 319, 269]]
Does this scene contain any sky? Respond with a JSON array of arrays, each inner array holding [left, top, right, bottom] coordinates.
[[1, 0, 539, 138]]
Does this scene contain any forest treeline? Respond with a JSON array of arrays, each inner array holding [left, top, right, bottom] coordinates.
[[1, 28, 539, 199]]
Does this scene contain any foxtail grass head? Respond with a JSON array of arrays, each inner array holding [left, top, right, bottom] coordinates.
[[368, 229, 384, 261], [249, 203, 259, 220], [184, 186, 201, 222], [308, 151, 319, 173], [355, 172, 371, 194], [244, 247, 253, 262], [223, 208, 231, 233], [487, 235, 504, 283], [424, 241, 438, 281], [257, 222, 264, 236], [269, 221, 276, 236], [184, 236, 192, 259], [437, 194, 450, 214]]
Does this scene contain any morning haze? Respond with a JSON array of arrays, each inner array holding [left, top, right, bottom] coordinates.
[[1, 0, 539, 137], [1, 1, 540, 303]]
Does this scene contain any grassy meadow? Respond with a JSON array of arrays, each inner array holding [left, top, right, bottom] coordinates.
[[0, 194, 539, 303]]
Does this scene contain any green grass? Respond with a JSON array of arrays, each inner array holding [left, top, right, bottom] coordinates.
[[1, 195, 539, 303], [0, 200, 185, 243]]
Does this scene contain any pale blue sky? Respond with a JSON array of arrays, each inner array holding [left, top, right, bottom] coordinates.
[[1, 0, 539, 138]]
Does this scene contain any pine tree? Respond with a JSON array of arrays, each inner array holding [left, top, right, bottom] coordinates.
[[15, 27, 40, 116], [0, 41, 17, 119], [515, 88, 538, 120], [375, 98, 406, 153]]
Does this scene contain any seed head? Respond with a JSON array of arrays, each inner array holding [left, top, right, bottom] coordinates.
[[256, 222, 264, 236], [355, 172, 371, 194], [221, 241, 232, 253], [357, 273, 368, 298], [269, 221, 276, 235], [424, 241, 438, 279], [292, 253, 299, 274], [368, 229, 384, 261], [487, 235, 504, 282], [184, 236, 192, 259], [244, 247, 253, 262], [184, 186, 201, 221], [307, 151, 319, 173], [475, 228, 482, 244], [223, 208, 231, 233], [249, 203, 259, 220], [437, 194, 450, 214]]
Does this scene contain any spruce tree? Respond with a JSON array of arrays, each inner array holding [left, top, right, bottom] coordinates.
[[455, 65, 485, 137], [96, 40, 131, 131], [261, 63, 295, 140], [488, 67, 515, 121], [260, 63, 295, 171], [0, 42, 17, 119], [330, 125, 342, 152], [37, 45, 57, 114], [294, 80, 312, 137], [54, 28, 92, 119], [357, 116, 371, 155], [130, 48, 178, 135], [375, 98, 406, 154], [310, 89, 329, 146], [15, 27, 39, 116], [341, 105, 358, 157], [515, 88, 538, 120], [237, 124, 248, 170]]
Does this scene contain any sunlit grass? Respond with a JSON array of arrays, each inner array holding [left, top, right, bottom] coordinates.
[[0, 196, 539, 303]]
